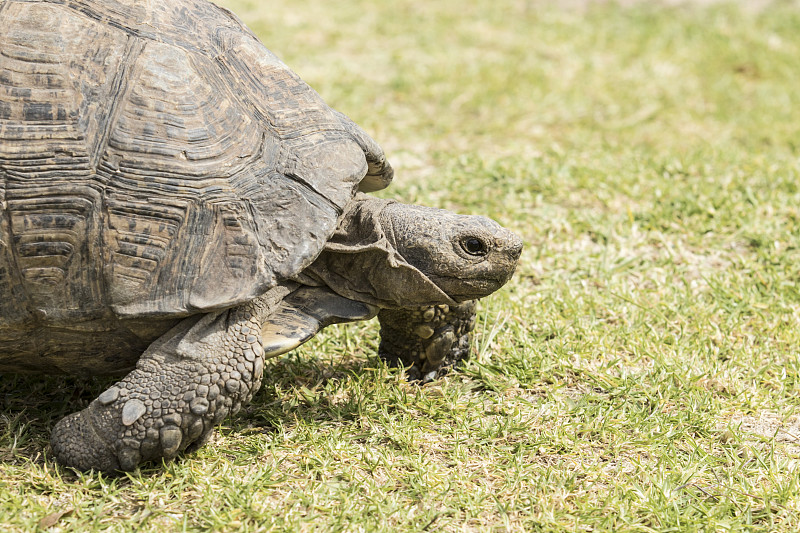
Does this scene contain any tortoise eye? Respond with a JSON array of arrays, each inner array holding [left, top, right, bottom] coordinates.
[[461, 237, 488, 256]]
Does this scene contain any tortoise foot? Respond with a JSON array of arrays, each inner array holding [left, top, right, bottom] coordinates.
[[50, 362, 229, 472], [377, 300, 477, 382], [51, 410, 122, 472]]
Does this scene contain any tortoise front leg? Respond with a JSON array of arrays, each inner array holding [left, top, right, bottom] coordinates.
[[377, 300, 477, 382], [50, 294, 282, 472]]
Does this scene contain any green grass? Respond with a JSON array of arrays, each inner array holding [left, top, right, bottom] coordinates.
[[4, 0, 800, 530]]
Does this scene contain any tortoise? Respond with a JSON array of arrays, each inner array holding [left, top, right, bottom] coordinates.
[[0, 0, 522, 471]]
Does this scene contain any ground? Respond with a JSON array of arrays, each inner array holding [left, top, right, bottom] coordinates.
[[2, 0, 800, 531]]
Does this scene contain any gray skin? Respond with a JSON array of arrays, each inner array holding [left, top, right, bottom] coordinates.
[[381, 202, 520, 300], [50, 196, 522, 472]]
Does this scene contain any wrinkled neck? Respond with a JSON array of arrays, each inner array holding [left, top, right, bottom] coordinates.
[[378, 202, 399, 252], [292, 195, 456, 308]]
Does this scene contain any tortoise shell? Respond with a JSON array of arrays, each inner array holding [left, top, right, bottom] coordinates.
[[0, 0, 392, 327]]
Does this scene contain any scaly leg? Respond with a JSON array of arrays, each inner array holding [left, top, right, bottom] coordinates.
[[377, 300, 477, 382], [50, 290, 287, 472]]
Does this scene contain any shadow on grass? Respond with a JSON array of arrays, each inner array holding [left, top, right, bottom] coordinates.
[[229, 354, 391, 433], [0, 373, 116, 466], [0, 354, 390, 467]]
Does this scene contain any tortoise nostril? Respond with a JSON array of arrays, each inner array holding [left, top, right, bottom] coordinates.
[[507, 236, 523, 261]]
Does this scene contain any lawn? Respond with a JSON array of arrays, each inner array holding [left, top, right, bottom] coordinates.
[[3, 0, 800, 530]]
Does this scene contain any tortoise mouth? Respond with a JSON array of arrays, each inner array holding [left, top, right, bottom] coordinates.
[[427, 273, 508, 302]]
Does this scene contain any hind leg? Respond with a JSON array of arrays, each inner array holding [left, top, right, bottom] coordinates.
[[50, 291, 285, 471]]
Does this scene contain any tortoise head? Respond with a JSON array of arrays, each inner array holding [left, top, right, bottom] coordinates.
[[297, 196, 522, 308], [380, 203, 523, 302]]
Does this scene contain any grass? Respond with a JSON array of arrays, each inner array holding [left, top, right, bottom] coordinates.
[[3, 0, 800, 530]]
